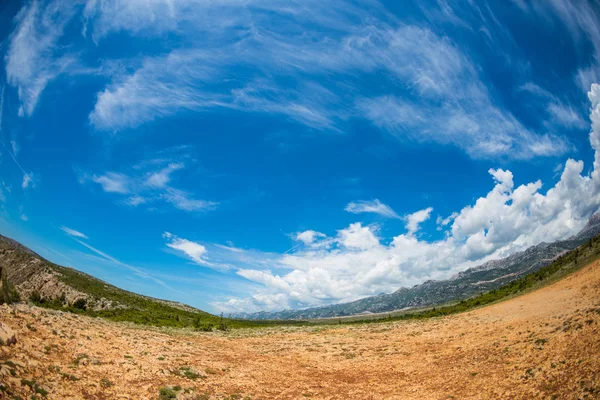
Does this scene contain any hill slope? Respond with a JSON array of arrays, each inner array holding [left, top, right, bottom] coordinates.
[[240, 213, 600, 320], [0, 235, 268, 329]]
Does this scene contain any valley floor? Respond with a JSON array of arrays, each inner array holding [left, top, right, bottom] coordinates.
[[1, 261, 600, 399]]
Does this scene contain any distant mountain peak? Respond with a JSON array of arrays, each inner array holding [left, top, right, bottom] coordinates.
[[238, 218, 598, 320]]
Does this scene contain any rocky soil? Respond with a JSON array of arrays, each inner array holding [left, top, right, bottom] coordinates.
[[1, 261, 600, 399]]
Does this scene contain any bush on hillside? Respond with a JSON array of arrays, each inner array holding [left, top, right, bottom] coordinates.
[[29, 290, 42, 304], [0, 267, 20, 305], [72, 298, 87, 310]]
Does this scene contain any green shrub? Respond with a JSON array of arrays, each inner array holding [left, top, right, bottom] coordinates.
[[72, 298, 87, 310], [195, 320, 215, 332], [0, 267, 20, 305], [100, 378, 113, 388], [159, 387, 179, 400], [29, 290, 42, 304]]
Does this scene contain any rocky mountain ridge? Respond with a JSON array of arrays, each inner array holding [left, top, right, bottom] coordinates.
[[238, 213, 600, 320]]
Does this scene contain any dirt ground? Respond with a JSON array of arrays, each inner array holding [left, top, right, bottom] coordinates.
[[1, 261, 600, 400]]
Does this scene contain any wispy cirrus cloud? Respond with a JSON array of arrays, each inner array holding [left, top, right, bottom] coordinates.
[[71, 236, 181, 293], [81, 1, 568, 160], [345, 199, 400, 219], [515, 1, 600, 93], [3, 0, 577, 160], [60, 226, 88, 239], [80, 154, 217, 213], [0, 138, 36, 191], [5, 0, 83, 116], [519, 82, 587, 130]]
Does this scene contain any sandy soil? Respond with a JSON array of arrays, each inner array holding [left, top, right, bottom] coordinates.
[[1, 261, 600, 400]]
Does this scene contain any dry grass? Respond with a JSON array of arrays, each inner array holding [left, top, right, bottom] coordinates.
[[1, 261, 600, 399]]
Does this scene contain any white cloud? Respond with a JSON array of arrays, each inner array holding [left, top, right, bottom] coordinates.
[[82, 155, 216, 213], [82, 1, 566, 160], [164, 231, 209, 265], [338, 223, 381, 250], [405, 207, 433, 235], [10, 140, 19, 156], [124, 195, 147, 207], [145, 162, 183, 188], [519, 1, 600, 94], [161, 188, 217, 212], [436, 212, 458, 229], [92, 172, 131, 194], [83, 0, 180, 40], [0, 85, 4, 132], [357, 91, 566, 160], [547, 102, 587, 129], [214, 243, 244, 253], [18, 205, 28, 221], [89, 50, 343, 131], [519, 82, 587, 129], [5, 0, 81, 116], [214, 85, 600, 313], [0, 0, 587, 161], [294, 230, 326, 245], [345, 199, 400, 219], [22, 173, 34, 189], [60, 226, 88, 239], [71, 236, 180, 293]]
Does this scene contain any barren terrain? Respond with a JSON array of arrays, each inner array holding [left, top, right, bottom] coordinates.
[[2, 260, 600, 399]]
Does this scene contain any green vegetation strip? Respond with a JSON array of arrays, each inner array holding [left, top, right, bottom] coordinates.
[[25, 234, 600, 329], [27, 258, 301, 329]]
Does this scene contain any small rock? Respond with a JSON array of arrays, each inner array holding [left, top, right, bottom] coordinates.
[[0, 322, 16, 346]]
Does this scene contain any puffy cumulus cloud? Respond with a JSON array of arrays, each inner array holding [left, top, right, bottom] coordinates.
[[80, 153, 216, 213], [345, 199, 400, 219], [214, 85, 600, 313], [405, 207, 433, 235], [337, 223, 381, 250]]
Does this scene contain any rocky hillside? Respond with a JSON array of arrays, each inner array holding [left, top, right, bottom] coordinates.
[[0, 235, 265, 329], [240, 213, 600, 320]]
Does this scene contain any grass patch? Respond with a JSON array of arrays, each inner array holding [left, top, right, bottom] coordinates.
[[100, 378, 114, 388], [20, 379, 48, 397], [159, 386, 181, 400]]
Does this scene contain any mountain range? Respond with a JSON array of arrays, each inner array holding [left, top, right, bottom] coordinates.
[[2, 213, 600, 323], [236, 213, 600, 320]]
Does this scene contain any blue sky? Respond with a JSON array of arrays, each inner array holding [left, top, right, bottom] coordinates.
[[1, 0, 600, 314]]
